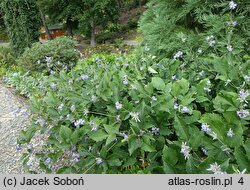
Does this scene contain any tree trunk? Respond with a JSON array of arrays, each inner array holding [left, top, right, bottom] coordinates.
[[66, 17, 73, 37], [139, 0, 142, 8], [90, 21, 96, 46], [39, 7, 52, 40]]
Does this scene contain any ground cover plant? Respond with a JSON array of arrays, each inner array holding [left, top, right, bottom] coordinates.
[[10, 48, 249, 174], [2, 0, 249, 174]]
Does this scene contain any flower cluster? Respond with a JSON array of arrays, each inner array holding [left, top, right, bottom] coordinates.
[[206, 35, 216, 47], [173, 51, 183, 59]]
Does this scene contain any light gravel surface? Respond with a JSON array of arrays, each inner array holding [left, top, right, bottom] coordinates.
[[0, 84, 29, 173]]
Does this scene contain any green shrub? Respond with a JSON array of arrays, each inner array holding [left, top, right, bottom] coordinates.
[[2, 0, 41, 56], [4, 71, 43, 97], [139, 0, 250, 58], [0, 28, 9, 42], [127, 19, 138, 29], [17, 37, 80, 74], [96, 31, 115, 43], [0, 46, 16, 76]]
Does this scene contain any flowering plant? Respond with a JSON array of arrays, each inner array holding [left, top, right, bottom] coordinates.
[[10, 1, 250, 174], [14, 49, 250, 174]]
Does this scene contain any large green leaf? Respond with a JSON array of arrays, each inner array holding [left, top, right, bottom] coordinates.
[[128, 136, 142, 155], [243, 139, 250, 160], [234, 147, 250, 171], [162, 145, 178, 166], [89, 129, 109, 142], [174, 116, 189, 140], [59, 126, 72, 142], [172, 78, 190, 96], [151, 77, 165, 90]]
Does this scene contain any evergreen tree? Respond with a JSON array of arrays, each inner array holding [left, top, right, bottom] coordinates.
[[139, 0, 250, 58], [1, 0, 41, 56]]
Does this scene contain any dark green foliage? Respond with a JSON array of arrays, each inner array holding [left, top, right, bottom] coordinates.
[[139, 0, 250, 57], [78, 0, 120, 45], [17, 36, 80, 73], [0, 46, 16, 76], [9, 51, 250, 174], [1, 0, 41, 56], [37, 0, 83, 36]]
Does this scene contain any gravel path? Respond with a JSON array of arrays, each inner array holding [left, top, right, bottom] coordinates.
[[0, 84, 29, 173]]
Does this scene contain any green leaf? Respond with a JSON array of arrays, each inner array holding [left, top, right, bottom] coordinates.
[[234, 147, 250, 171], [151, 77, 165, 90], [220, 158, 230, 171], [186, 156, 197, 174], [173, 116, 189, 140], [18, 126, 37, 144], [104, 123, 120, 135], [128, 136, 142, 155], [106, 134, 116, 145], [243, 139, 250, 160], [141, 141, 156, 152], [172, 78, 190, 96], [123, 157, 137, 167], [189, 127, 203, 148], [163, 162, 176, 173], [59, 126, 72, 142], [89, 129, 109, 142], [47, 107, 59, 117], [212, 58, 229, 76], [199, 113, 226, 140], [162, 146, 178, 166], [71, 129, 81, 145], [148, 66, 158, 74], [108, 159, 122, 167]]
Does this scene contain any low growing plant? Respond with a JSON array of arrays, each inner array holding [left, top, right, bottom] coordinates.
[[16, 51, 250, 174]]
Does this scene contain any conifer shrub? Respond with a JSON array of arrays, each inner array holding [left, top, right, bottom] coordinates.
[[1, 0, 41, 56], [139, 0, 250, 58]]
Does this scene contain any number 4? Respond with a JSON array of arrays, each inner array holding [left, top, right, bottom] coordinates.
[[238, 177, 244, 185]]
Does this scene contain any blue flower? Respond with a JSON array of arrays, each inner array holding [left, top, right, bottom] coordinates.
[[229, 1, 237, 10], [44, 158, 51, 165]]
